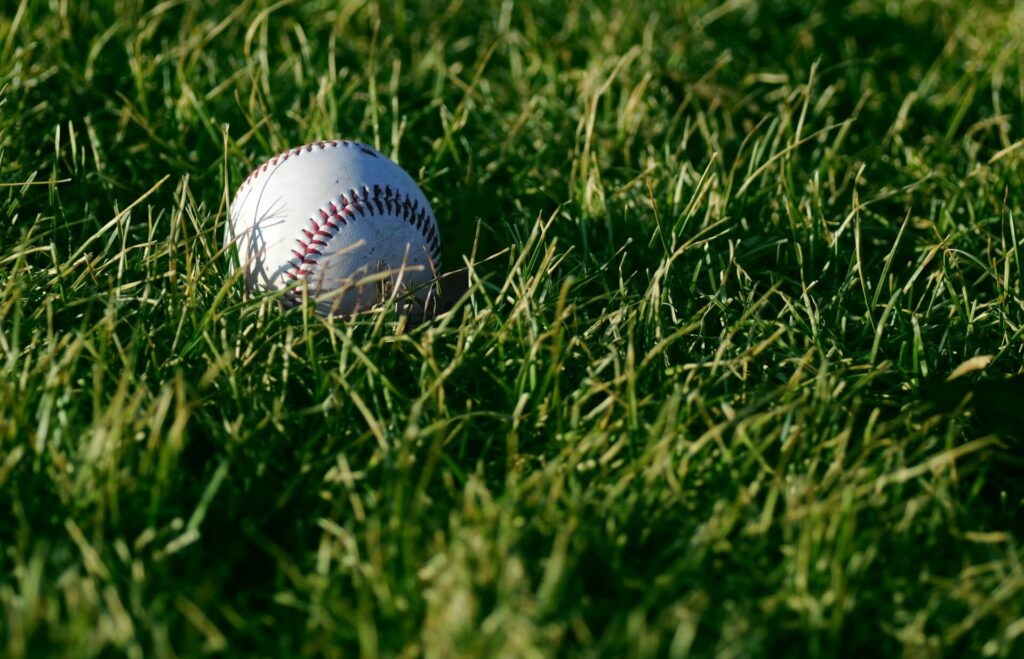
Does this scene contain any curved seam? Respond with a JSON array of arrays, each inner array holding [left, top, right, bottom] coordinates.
[[234, 139, 381, 201], [281, 184, 441, 305]]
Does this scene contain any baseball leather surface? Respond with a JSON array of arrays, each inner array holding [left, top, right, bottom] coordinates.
[[227, 140, 441, 316]]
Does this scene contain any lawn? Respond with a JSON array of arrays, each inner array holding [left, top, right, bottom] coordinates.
[[2, 0, 1024, 656]]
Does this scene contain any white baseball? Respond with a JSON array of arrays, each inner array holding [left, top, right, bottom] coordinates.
[[226, 139, 441, 315]]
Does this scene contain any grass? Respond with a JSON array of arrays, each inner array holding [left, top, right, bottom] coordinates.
[[2, 0, 1024, 656]]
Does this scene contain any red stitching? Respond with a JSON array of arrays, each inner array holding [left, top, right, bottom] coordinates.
[[235, 139, 382, 199], [280, 184, 441, 305], [231, 140, 439, 305]]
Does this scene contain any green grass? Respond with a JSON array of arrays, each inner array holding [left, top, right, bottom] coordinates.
[[2, 0, 1024, 656]]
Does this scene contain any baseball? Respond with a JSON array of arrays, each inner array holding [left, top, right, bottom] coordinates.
[[226, 139, 441, 316]]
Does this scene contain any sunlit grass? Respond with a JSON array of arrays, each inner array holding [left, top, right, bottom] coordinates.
[[1, 0, 1023, 657]]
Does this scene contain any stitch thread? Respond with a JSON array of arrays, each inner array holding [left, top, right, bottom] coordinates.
[[233, 139, 440, 309], [234, 139, 380, 200], [279, 184, 441, 306]]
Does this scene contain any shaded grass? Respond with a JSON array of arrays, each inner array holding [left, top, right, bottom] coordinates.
[[2, 0, 1024, 656]]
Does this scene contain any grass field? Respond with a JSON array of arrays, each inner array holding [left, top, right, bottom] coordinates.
[[3, 0, 1024, 656]]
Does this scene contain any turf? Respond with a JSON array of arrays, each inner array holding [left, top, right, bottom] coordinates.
[[2, 0, 1024, 656]]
